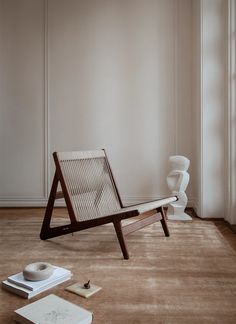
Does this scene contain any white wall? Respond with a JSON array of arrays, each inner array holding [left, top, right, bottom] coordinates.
[[0, 0, 195, 207], [0, 0, 46, 204], [201, 0, 227, 218], [193, 0, 228, 219]]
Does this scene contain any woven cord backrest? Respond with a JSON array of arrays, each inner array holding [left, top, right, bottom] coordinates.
[[56, 151, 121, 221]]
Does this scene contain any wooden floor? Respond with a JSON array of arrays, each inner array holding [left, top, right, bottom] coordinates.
[[0, 208, 236, 324], [188, 209, 236, 253]]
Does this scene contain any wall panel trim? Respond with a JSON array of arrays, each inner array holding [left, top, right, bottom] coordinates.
[[0, 0, 49, 202], [226, 0, 236, 224], [44, 0, 49, 199], [0, 196, 197, 209], [174, 0, 179, 155]]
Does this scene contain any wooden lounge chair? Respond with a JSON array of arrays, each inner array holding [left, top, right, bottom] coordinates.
[[40, 150, 177, 259]]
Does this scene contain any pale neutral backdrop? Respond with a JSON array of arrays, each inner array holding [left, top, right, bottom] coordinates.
[[0, 0, 230, 222]]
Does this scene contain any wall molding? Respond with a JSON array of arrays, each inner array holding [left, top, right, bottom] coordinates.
[[44, 0, 50, 199], [0, 0, 49, 202], [174, 0, 179, 155], [226, 0, 236, 224], [0, 198, 49, 207], [199, 0, 204, 218], [0, 196, 197, 209]]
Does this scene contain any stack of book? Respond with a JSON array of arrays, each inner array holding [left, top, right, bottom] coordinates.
[[2, 266, 72, 299]]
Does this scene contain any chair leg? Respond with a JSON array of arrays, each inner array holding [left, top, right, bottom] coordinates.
[[40, 173, 58, 240], [159, 207, 170, 237], [113, 220, 129, 260]]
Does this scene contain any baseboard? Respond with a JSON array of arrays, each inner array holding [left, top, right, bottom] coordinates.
[[0, 196, 197, 209], [228, 224, 236, 233], [0, 198, 48, 207]]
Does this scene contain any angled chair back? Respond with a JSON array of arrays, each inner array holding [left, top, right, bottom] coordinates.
[[55, 150, 122, 221]]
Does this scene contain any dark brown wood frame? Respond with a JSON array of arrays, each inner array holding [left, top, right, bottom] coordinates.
[[40, 150, 170, 259]]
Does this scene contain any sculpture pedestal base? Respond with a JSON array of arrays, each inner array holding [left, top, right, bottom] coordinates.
[[167, 199, 192, 221], [167, 213, 192, 221]]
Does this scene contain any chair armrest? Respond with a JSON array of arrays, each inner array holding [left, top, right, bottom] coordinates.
[[121, 196, 177, 214]]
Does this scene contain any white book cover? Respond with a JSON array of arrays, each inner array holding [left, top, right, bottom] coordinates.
[[8, 266, 71, 291], [14, 294, 93, 324]]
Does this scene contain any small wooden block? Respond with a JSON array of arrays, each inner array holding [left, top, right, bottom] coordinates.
[[66, 282, 102, 298]]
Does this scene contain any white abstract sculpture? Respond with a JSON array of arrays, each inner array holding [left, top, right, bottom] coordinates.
[[166, 155, 192, 220]]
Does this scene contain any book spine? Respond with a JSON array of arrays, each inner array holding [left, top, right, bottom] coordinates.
[[2, 282, 28, 298], [2, 275, 71, 299], [8, 271, 71, 291], [7, 278, 34, 291]]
